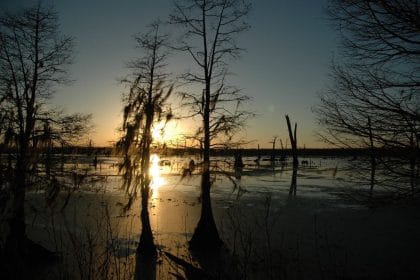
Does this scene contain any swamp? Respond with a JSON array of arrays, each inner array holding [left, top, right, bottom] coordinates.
[[2, 152, 419, 279]]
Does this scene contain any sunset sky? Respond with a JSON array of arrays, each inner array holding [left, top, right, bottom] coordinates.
[[1, 0, 336, 148]]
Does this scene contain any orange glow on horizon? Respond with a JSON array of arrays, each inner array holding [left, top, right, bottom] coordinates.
[[151, 121, 184, 145]]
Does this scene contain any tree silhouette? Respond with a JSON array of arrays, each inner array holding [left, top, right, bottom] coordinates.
[[117, 22, 173, 256], [315, 0, 419, 192], [0, 3, 90, 262], [170, 0, 252, 251], [286, 115, 298, 196], [316, 0, 419, 149]]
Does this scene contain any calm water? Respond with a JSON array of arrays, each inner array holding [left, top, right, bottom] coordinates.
[[20, 154, 420, 279], [65, 154, 372, 208]]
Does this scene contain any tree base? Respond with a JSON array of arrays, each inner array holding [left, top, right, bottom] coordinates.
[[136, 241, 157, 257], [135, 250, 158, 280], [189, 221, 223, 252]]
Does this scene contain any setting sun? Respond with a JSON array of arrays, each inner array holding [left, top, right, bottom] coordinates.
[[151, 121, 182, 144], [151, 123, 164, 141]]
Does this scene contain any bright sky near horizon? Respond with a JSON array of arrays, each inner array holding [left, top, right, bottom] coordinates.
[[1, 0, 337, 148]]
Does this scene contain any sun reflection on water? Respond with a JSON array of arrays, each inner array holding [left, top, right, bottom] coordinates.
[[150, 154, 165, 192]]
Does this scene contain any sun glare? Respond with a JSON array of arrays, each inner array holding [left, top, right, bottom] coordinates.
[[151, 121, 181, 144], [152, 123, 164, 142], [149, 154, 165, 191]]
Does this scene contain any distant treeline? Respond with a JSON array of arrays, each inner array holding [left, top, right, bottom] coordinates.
[[1, 145, 416, 159], [205, 147, 417, 158]]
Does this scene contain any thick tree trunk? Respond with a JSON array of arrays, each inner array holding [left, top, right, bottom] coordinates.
[[8, 173, 26, 243], [286, 115, 298, 196], [369, 159, 376, 196], [290, 166, 297, 196], [368, 116, 376, 195], [189, 170, 222, 250], [190, 86, 222, 250], [409, 132, 418, 195], [137, 187, 156, 255], [137, 112, 156, 256], [7, 155, 27, 251], [135, 249, 157, 280]]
